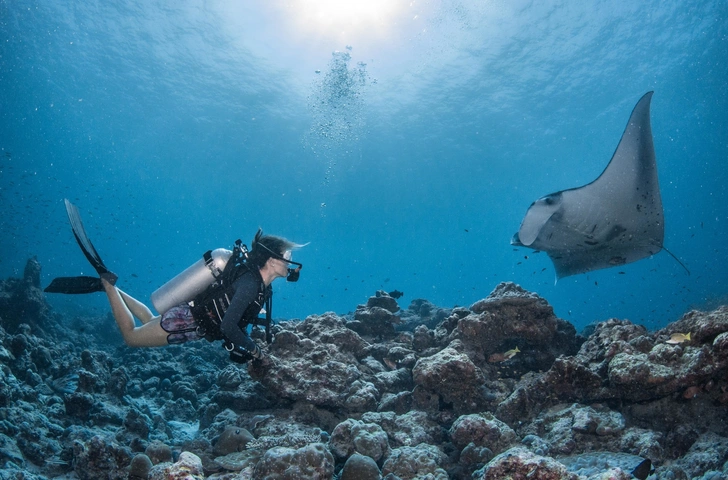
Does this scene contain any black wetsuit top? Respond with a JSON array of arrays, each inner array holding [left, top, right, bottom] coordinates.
[[190, 266, 270, 355], [219, 269, 268, 352]]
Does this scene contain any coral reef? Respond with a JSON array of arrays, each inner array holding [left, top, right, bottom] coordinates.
[[1, 260, 727, 479]]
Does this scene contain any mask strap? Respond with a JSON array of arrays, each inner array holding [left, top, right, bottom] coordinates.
[[255, 242, 302, 282], [256, 242, 302, 269]]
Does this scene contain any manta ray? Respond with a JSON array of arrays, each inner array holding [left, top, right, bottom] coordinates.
[[511, 91, 688, 279]]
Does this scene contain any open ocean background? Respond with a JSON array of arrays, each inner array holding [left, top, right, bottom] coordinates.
[[1, 0, 726, 332]]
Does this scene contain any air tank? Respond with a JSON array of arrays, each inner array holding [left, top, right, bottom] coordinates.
[[151, 248, 232, 314]]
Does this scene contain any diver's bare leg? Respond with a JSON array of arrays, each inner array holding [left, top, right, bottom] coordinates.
[[101, 278, 168, 347], [117, 289, 157, 324]]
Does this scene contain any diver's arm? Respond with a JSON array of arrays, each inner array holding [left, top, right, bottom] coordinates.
[[220, 276, 261, 356]]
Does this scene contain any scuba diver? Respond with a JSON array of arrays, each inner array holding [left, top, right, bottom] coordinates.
[[45, 199, 303, 363]]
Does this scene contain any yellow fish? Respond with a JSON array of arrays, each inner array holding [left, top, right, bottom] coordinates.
[[666, 332, 691, 344], [488, 346, 521, 363], [503, 346, 521, 360]]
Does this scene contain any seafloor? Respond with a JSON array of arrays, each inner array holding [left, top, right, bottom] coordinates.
[[1, 258, 726, 480]]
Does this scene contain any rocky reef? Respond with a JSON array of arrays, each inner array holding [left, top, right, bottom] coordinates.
[[1, 258, 727, 479]]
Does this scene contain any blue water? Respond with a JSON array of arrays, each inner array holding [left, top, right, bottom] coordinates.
[[1, 1, 726, 331]]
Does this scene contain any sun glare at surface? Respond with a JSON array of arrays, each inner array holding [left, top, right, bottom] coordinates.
[[284, 0, 409, 41], [211, 0, 430, 90]]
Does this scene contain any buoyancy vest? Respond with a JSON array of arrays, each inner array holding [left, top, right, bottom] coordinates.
[[189, 242, 273, 344]]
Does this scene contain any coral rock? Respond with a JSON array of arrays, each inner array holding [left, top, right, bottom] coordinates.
[[520, 403, 628, 455], [381, 443, 449, 480], [149, 451, 204, 480], [128, 453, 153, 479], [124, 408, 152, 439], [461, 283, 560, 355], [372, 368, 413, 395], [608, 340, 727, 401], [660, 432, 728, 479], [473, 446, 579, 480], [361, 411, 443, 450], [412, 324, 435, 351], [216, 364, 246, 390], [345, 380, 381, 412], [470, 282, 548, 312], [367, 291, 400, 313], [0, 433, 24, 466], [145, 441, 173, 464], [250, 313, 366, 408], [412, 345, 487, 413], [213, 450, 262, 472], [72, 435, 132, 480], [662, 306, 728, 345], [459, 442, 494, 470], [557, 451, 652, 479], [449, 413, 516, 454], [0, 258, 54, 334], [252, 443, 334, 480], [64, 392, 95, 420], [329, 419, 390, 462], [352, 306, 401, 338], [340, 452, 382, 480]]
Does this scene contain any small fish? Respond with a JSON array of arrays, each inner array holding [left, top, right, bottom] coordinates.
[[503, 346, 520, 360], [631, 459, 654, 480], [666, 332, 691, 344], [488, 346, 520, 363], [388, 290, 404, 299], [487, 353, 506, 363]]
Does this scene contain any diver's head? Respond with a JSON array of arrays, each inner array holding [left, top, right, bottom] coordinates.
[[247, 228, 303, 282]]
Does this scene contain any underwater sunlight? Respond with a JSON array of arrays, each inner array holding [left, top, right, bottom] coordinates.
[[1, 1, 727, 479]]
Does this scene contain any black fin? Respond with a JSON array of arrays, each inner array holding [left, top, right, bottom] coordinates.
[[64, 199, 109, 275], [43, 200, 116, 295], [44, 276, 104, 294]]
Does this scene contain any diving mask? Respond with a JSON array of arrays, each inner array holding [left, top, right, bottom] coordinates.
[[257, 243, 303, 282]]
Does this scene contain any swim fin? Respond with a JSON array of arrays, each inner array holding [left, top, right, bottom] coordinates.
[[64, 199, 111, 276], [44, 199, 117, 294], [44, 276, 104, 294]]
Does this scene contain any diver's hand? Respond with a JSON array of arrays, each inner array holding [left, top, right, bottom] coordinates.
[[228, 346, 253, 364], [250, 344, 263, 360]]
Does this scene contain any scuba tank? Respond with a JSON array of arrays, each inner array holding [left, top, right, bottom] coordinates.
[[151, 248, 233, 314]]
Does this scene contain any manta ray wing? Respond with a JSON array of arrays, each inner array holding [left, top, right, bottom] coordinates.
[[512, 92, 664, 278]]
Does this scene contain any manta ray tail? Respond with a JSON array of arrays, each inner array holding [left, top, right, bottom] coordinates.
[[662, 246, 691, 276]]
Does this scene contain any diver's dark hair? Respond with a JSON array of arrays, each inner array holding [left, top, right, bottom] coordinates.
[[247, 228, 300, 269]]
